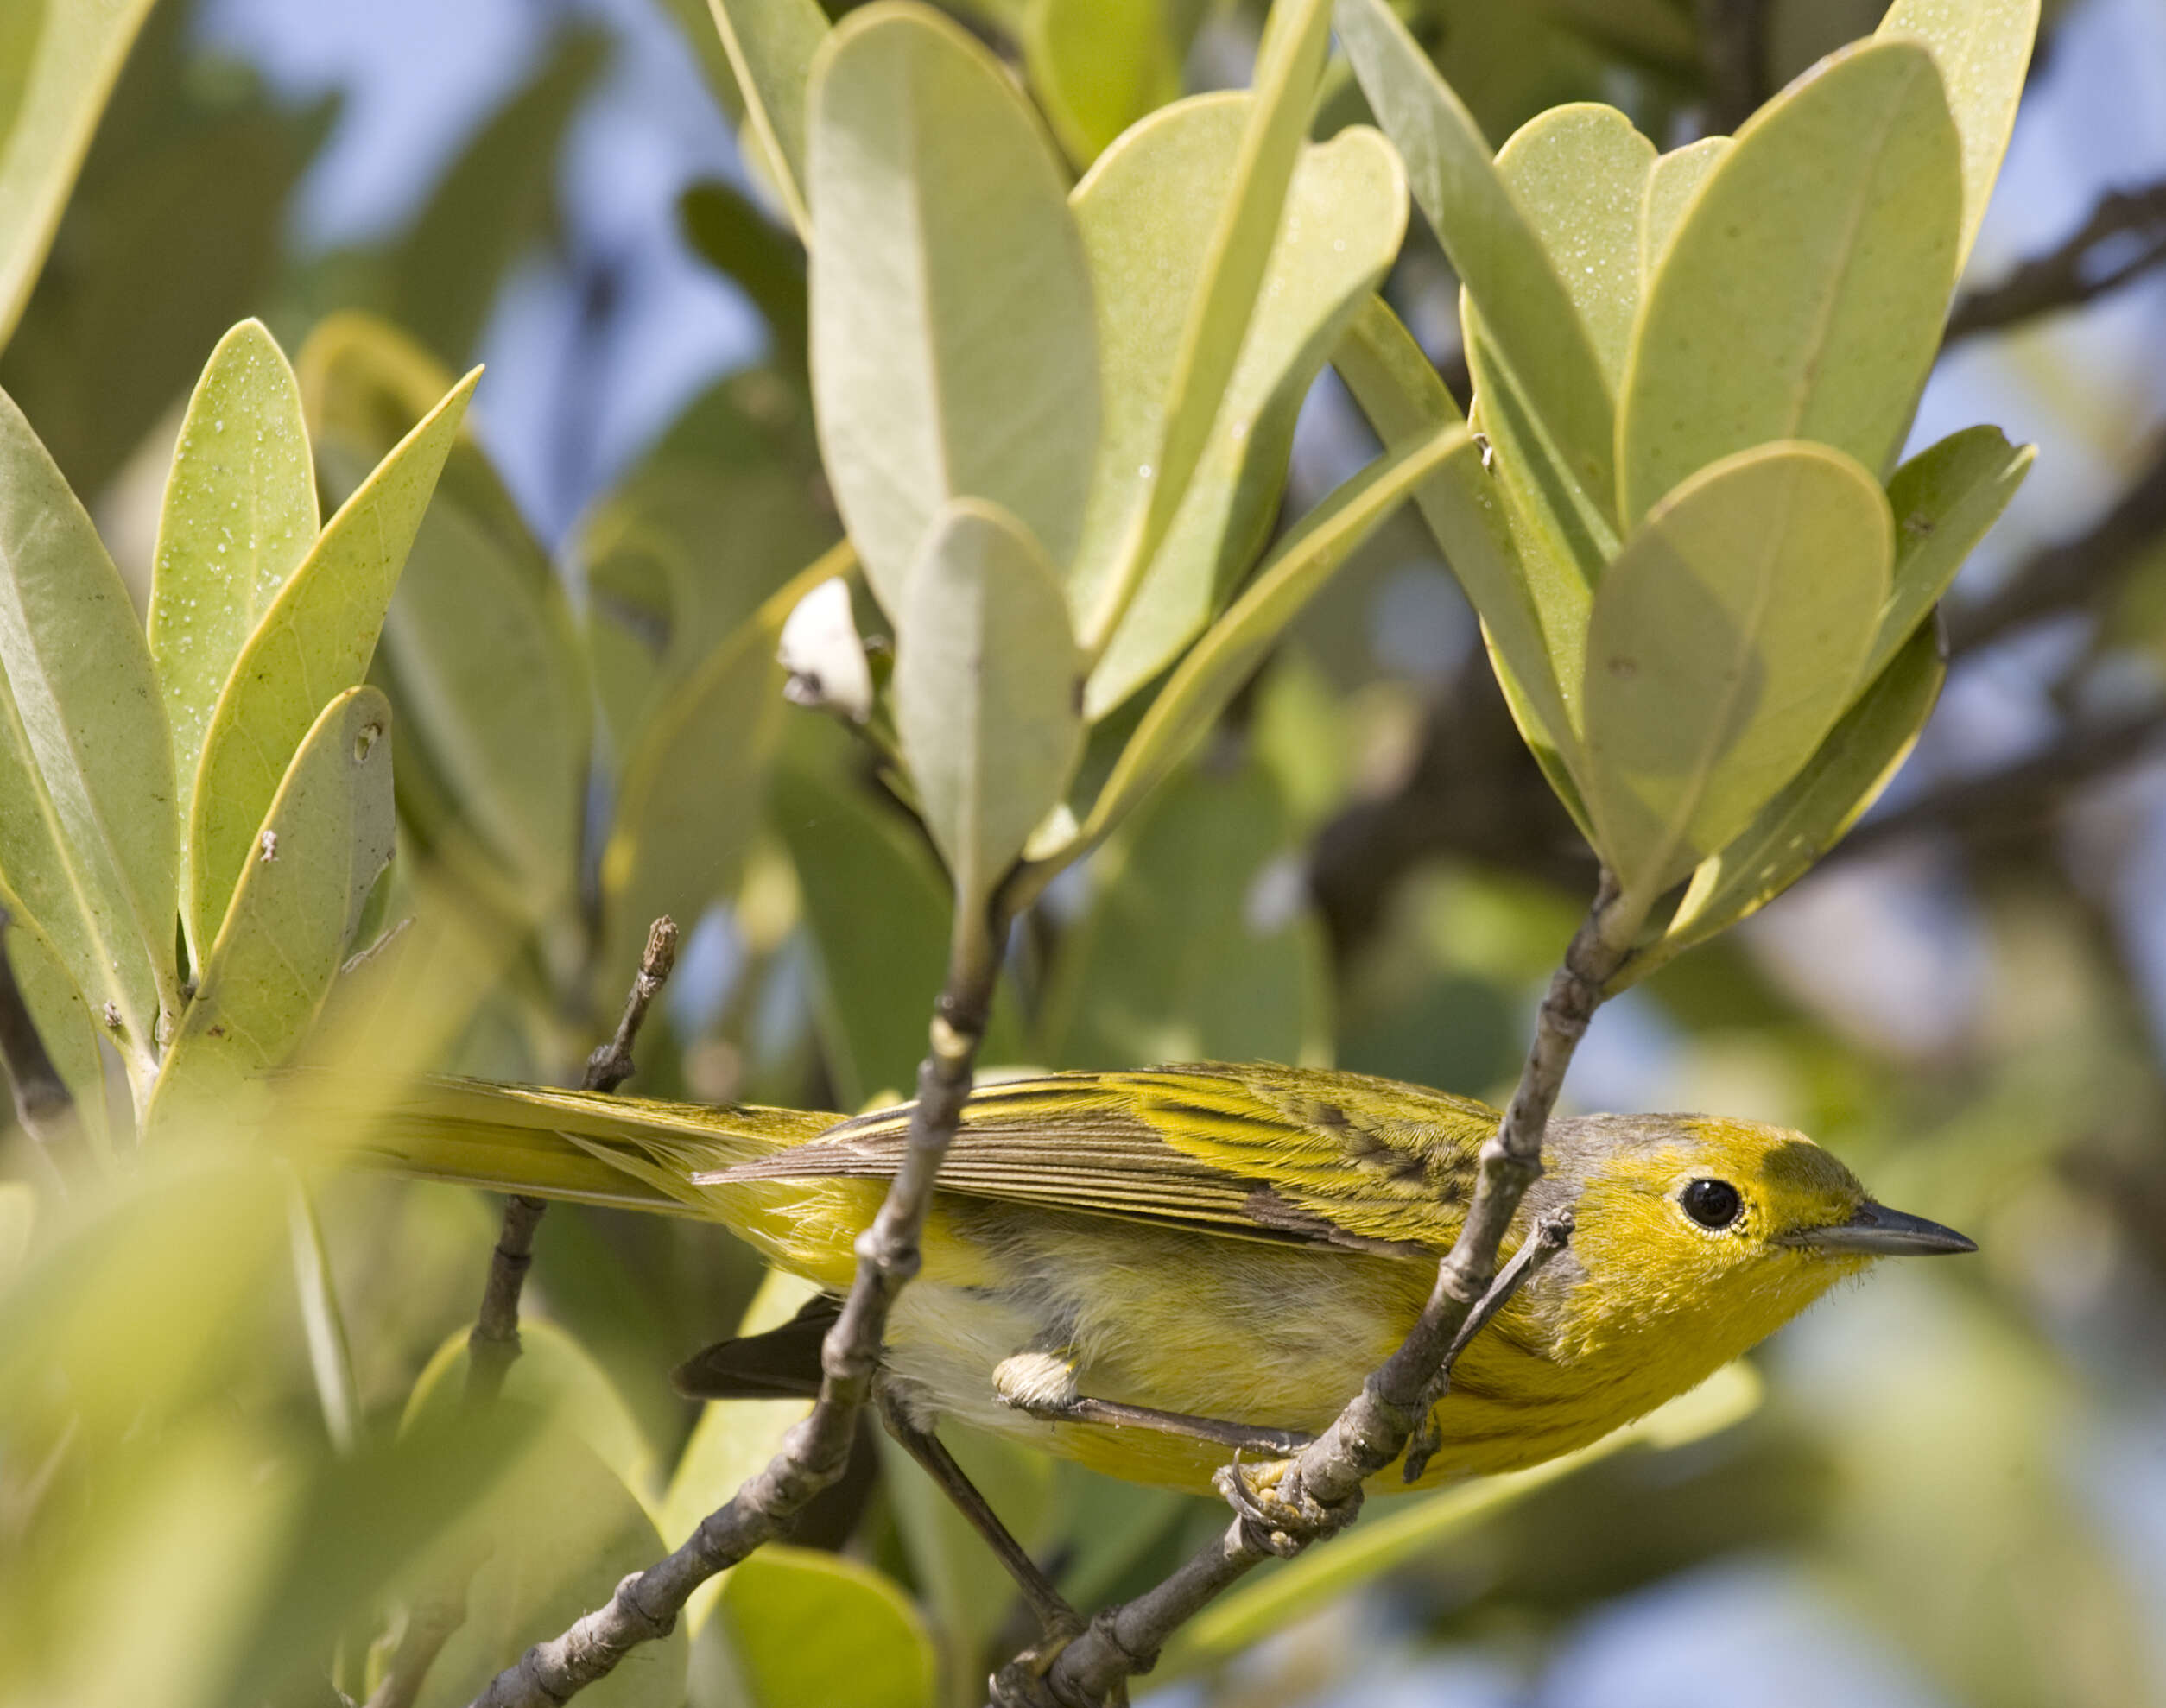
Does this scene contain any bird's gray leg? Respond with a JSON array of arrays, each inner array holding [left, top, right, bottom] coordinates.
[[991, 1344, 1315, 1457]]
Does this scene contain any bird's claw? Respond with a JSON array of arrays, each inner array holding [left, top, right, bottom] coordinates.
[[1216, 1456, 1361, 1557]]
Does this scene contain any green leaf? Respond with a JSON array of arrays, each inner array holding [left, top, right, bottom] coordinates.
[[600, 562, 823, 1004], [717, 1546, 935, 1708], [1622, 622, 1946, 989], [1618, 39, 1962, 524], [0, 876, 108, 1154], [284, 1167, 361, 1454], [1023, 0, 1191, 167], [1077, 420, 1470, 853], [1040, 758, 1330, 1068], [1086, 119, 1409, 717], [0, 0, 158, 345], [1872, 424, 2033, 678], [706, 0, 832, 244], [679, 179, 808, 365], [1494, 103, 1655, 387], [1877, 0, 2039, 270], [808, 4, 1098, 615], [893, 500, 1083, 939], [149, 319, 319, 860], [388, 27, 611, 364], [1580, 442, 1893, 907], [0, 384, 178, 1072], [301, 313, 590, 945], [1639, 136, 1728, 283], [1074, 0, 1336, 650], [1336, 0, 1616, 520], [146, 686, 396, 1141], [186, 366, 478, 963]]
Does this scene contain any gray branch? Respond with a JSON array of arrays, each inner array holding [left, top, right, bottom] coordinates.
[[366, 917, 679, 1708], [1022, 877, 1628, 1708], [1947, 179, 2166, 345], [0, 906, 89, 1192], [464, 920, 1005, 1708]]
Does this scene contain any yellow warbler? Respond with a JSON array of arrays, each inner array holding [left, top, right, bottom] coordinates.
[[360, 1061, 1972, 1495]]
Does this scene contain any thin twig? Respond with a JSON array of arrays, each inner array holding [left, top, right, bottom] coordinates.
[[0, 907, 88, 1192], [1024, 879, 1629, 1708], [465, 922, 1004, 1708], [1947, 179, 2166, 345], [1947, 434, 2166, 655], [365, 917, 679, 1708]]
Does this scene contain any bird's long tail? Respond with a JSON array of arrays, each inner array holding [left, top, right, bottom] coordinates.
[[332, 1075, 842, 1220]]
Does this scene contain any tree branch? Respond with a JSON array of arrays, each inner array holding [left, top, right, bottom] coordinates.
[[1946, 433, 2166, 655], [1020, 878, 1631, 1707], [465, 915, 1007, 1708], [1946, 179, 2166, 345], [0, 906, 89, 1192], [365, 917, 679, 1708]]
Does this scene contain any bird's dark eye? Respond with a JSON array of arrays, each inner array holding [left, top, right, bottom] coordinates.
[[1681, 1178, 1744, 1230]]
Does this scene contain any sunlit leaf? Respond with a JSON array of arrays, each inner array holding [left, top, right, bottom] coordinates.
[[1023, 0, 1193, 167], [1337, 0, 1615, 520], [149, 319, 318, 863], [1870, 424, 2033, 678], [0, 384, 178, 1073], [1877, 0, 2039, 269], [1073, 0, 1335, 650], [0, 0, 157, 345], [706, 0, 831, 243], [1621, 621, 1946, 988], [0, 878, 107, 1153], [1581, 441, 1892, 906], [147, 687, 396, 1140], [1086, 121, 1409, 716], [808, 4, 1097, 614], [717, 1545, 935, 1708], [893, 500, 1083, 939], [1077, 420, 1470, 853], [1495, 103, 1654, 386], [1618, 39, 1961, 523], [187, 366, 478, 961], [1639, 136, 1729, 283]]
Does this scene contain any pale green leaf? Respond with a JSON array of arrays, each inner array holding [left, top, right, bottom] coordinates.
[[1495, 103, 1655, 386], [1878, 0, 2039, 269], [0, 0, 158, 345], [149, 319, 318, 853], [1024, 0, 1186, 167], [1086, 122, 1409, 717], [0, 1178, 29, 1280], [0, 383, 178, 1071], [0, 876, 108, 1153], [1621, 622, 1945, 989], [1337, 0, 1616, 519], [301, 313, 590, 940], [284, 1167, 360, 1454], [1041, 758, 1330, 1069], [147, 686, 396, 1141], [1581, 442, 1893, 907], [1618, 39, 1962, 524], [1870, 424, 2033, 680], [808, 5, 1097, 614], [706, 0, 830, 244], [187, 366, 478, 961], [1330, 298, 1573, 748], [717, 1546, 935, 1708], [599, 561, 824, 1003], [894, 500, 1084, 934], [1074, 0, 1337, 651], [1639, 136, 1729, 284], [1077, 420, 1469, 852]]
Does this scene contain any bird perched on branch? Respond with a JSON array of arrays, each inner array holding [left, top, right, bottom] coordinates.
[[353, 1060, 1972, 1496]]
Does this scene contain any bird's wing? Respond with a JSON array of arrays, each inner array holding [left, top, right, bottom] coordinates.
[[705, 1064, 1499, 1255]]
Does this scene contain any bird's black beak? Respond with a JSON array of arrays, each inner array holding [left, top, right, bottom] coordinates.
[[1779, 1200, 1977, 1256]]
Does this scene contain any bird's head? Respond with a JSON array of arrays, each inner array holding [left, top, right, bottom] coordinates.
[[1534, 1114, 1973, 1365]]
